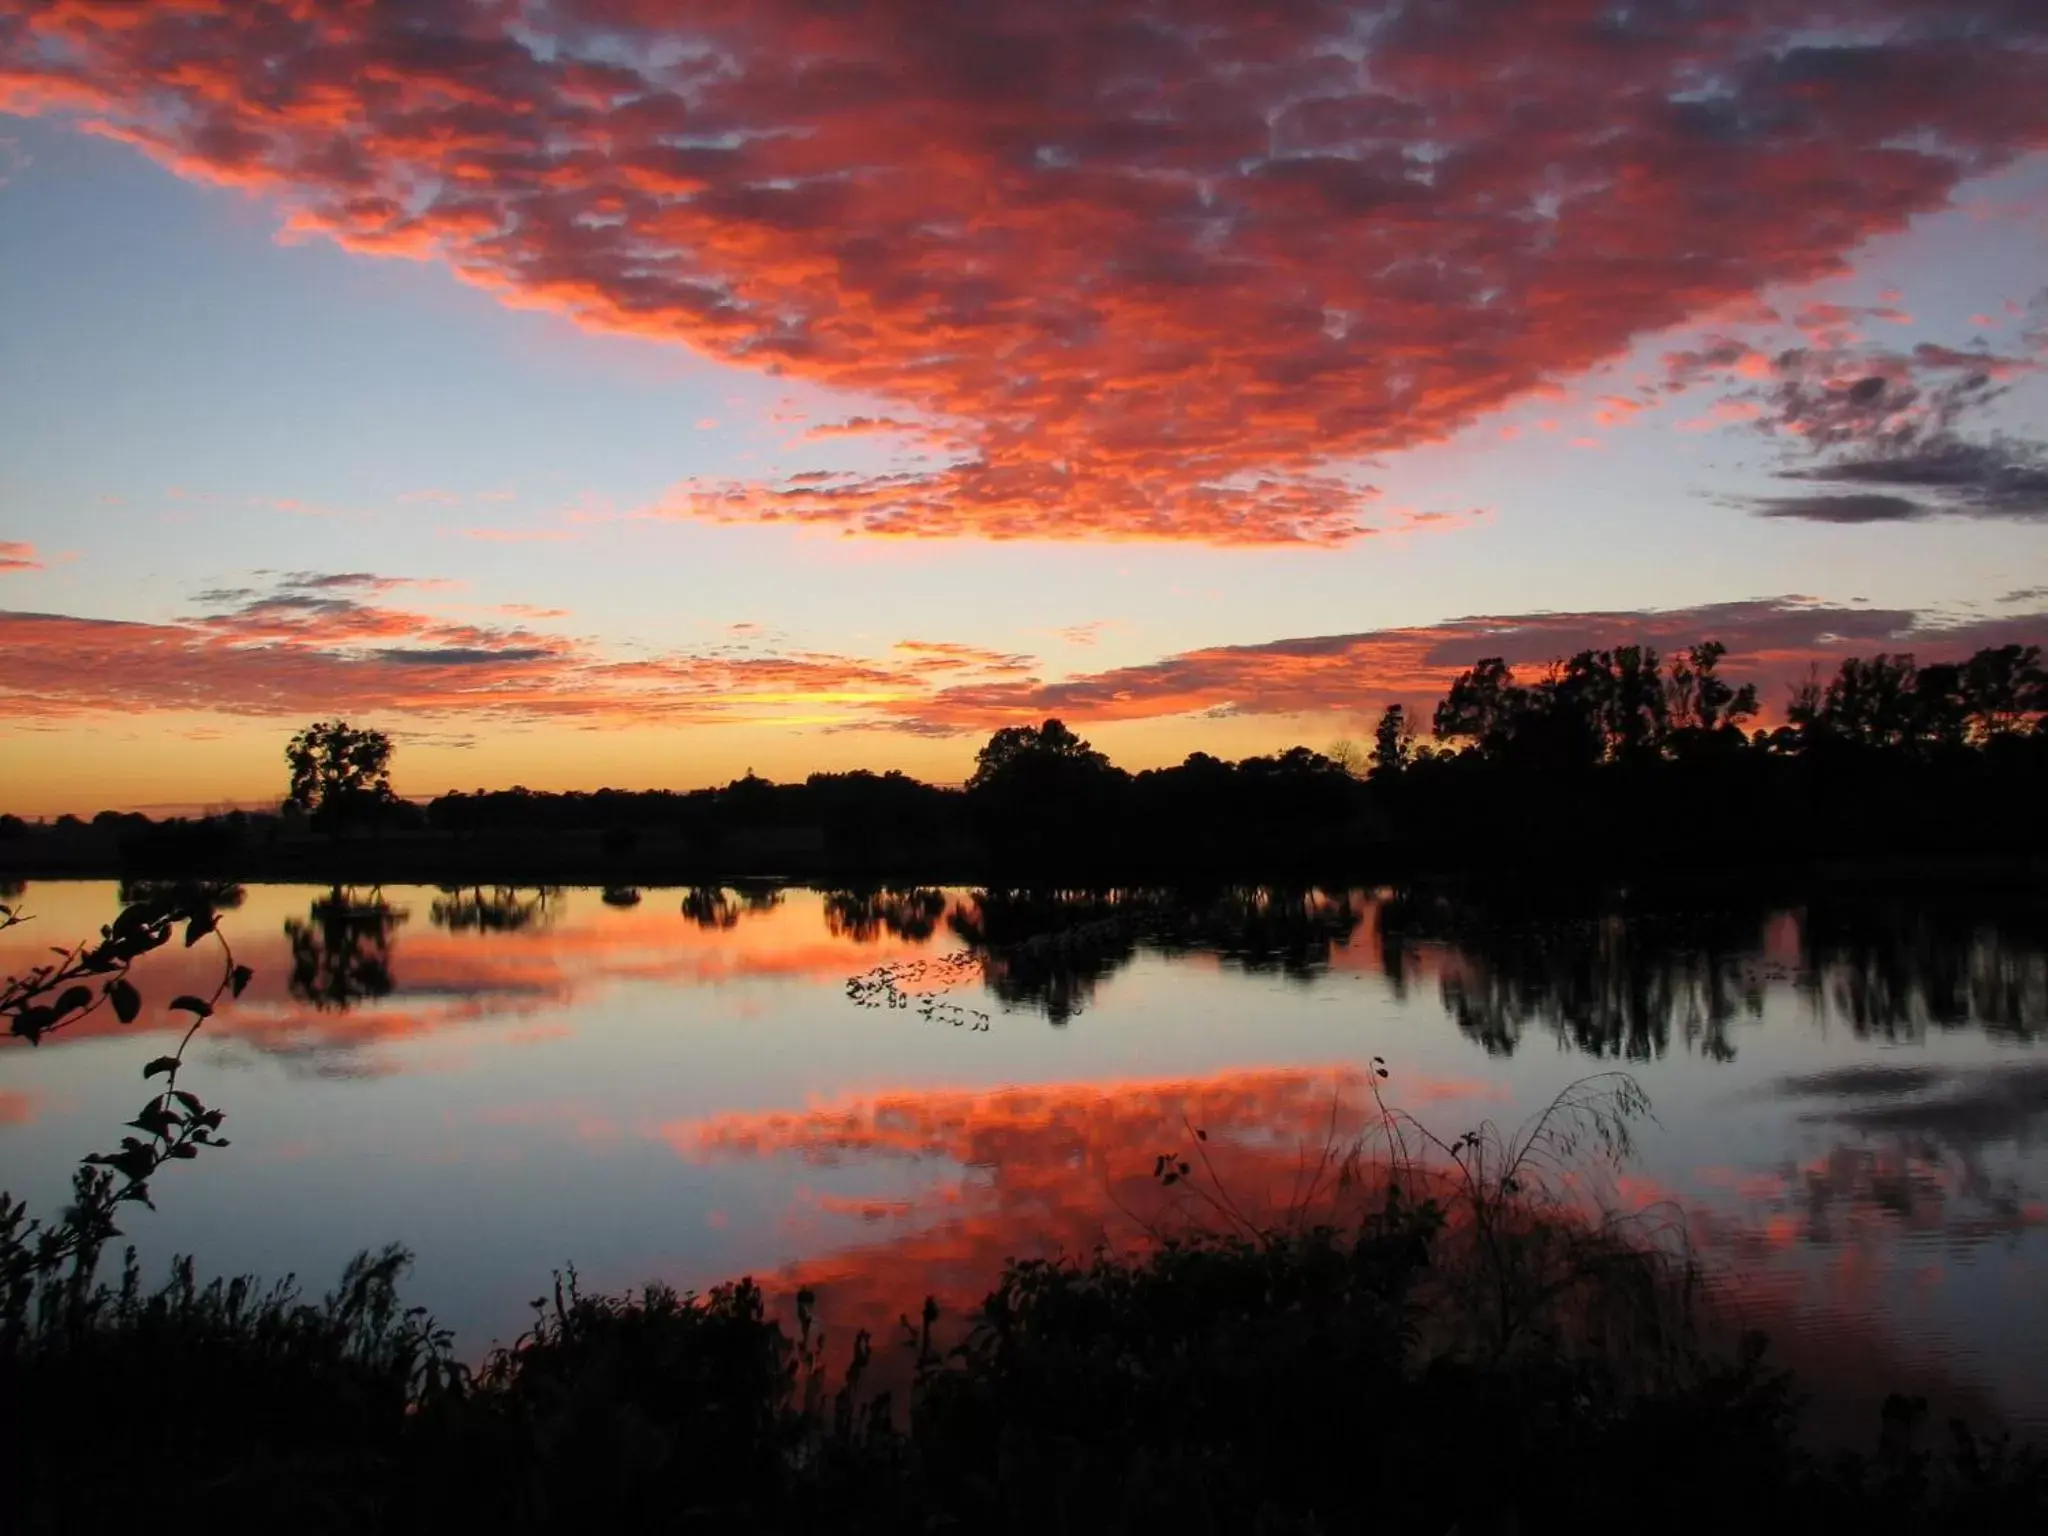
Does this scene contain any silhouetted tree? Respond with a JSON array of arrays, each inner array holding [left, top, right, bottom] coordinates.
[[1433, 657, 1524, 758], [1369, 705, 1415, 779], [967, 719, 1111, 790], [966, 719, 1129, 871], [1962, 643, 2045, 741], [285, 721, 395, 835], [1664, 641, 1759, 756], [1815, 654, 1920, 751]]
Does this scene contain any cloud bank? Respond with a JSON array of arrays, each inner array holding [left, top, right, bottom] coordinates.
[[7, 2, 2048, 542], [5, 580, 2041, 742]]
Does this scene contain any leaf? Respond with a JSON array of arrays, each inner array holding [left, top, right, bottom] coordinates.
[[230, 965, 253, 998], [142, 1056, 180, 1079], [108, 978, 142, 1024], [171, 1090, 202, 1114], [55, 985, 93, 1018], [128, 1104, 176, 1139], [168, 995, 212, 1018], [184, 915, 217, 948], [89, 1146, 156, 1183]]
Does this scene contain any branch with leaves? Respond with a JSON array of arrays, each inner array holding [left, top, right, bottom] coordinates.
[[1, 883, 245, 1326]]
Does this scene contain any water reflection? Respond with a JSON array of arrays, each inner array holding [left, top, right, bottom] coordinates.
[[1367, 891, 2048, 1060], [284, 886, 406, 1012], [823, 886, 949, 944], [429, 885, 558, 935], [118, 877, 247, 912], [1375, 894, 1767, 1061], [1773, 1062, 2048, 1207], [671, 1061, 1425, 1333], [671, 1064, 2029, 1439], [679, 886, 739, 929], [679, 883, 785, 929], [1798, 903, 2047, 1041], [944, 886, 1368, 1023], [4, 880, 2046, 1433], [7, 884, 2043, 1063]]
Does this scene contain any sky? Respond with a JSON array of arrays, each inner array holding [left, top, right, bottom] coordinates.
[[1, 0, 2045, 815]]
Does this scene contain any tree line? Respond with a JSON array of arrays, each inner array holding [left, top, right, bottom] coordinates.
[[3, 641, 2043, 879]]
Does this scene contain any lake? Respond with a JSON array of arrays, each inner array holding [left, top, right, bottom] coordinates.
[[3, 879, 2044, 1437]]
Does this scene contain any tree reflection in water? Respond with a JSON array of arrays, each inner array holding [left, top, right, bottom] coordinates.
[[284, 886, 407, 1012], [823, 886, 950, 944], [846, 885, 2044, 1054], [1376, 894, 1766, 1062], [1796, 900, 2047, 1041], [428, 885, 559, 935], [1374, 888, 2048, 1061], [944, 887, 1367, 1024], [680, 886, 740, 930]]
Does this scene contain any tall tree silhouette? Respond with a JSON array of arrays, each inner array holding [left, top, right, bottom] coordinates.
[[966, 719, 1128, 870], [285, 721, 395, 835]]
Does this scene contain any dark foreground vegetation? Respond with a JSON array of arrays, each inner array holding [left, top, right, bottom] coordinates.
[[5, 887, 2047, 1532], [12, 1203, 2048, 1534], [4, 640, 2045, 884]]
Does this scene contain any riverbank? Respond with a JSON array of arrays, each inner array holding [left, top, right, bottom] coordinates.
[[7, 815, 2048, 893], [6, 1192, 2045, 1534]]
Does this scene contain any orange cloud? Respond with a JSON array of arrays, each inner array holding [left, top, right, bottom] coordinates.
[[890, 640, 1036, 676], [5, 590, 2043, 736], [0, 570, 1014, 728], [8, 3, 2047, 542], [0, 541, 41, 574], [877, 598, 2048, 736]]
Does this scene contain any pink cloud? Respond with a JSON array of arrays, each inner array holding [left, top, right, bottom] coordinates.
[[7, 3, 2047, 543], [867, 598, 2048, 736]]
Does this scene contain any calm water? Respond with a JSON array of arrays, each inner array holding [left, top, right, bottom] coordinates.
[[3, 881, 2044, 1434]]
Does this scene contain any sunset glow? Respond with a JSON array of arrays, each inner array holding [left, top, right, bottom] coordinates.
[[2, 1, 2045, 810]]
